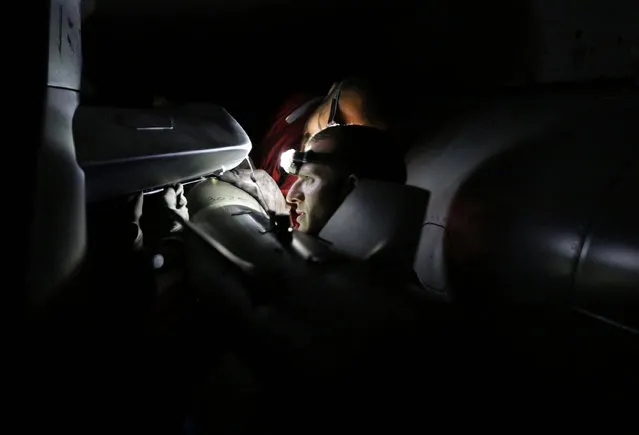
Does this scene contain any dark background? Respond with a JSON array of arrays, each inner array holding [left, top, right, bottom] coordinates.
[[81, 0, 539, 139]]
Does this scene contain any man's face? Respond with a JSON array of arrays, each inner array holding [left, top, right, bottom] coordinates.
[[285, 138, 352, 235], [301, 85, 369, 149]]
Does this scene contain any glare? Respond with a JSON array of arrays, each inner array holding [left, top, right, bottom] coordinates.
[[152, 254, 165, 270], [280, 149, 296, 173]]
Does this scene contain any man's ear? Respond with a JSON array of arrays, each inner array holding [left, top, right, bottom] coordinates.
[[339, 174, 358, 199], [347, 174, 359, 189]]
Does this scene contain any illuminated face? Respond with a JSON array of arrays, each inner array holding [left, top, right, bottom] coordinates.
[[300, 84, 370, 149], [285, 138, 353, 235]]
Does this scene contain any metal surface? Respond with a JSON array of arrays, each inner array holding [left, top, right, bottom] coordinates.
[[406, 94, 571, 297], [406, 89, 639, 330], [75, 104, 251, 201], [572, 160, 639, 331]]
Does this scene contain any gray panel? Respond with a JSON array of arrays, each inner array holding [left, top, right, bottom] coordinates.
[[319, 180, 429, 270], [48, 0, 82, 90], [29, 0, 85, 308], [74, 104, 251, 201]]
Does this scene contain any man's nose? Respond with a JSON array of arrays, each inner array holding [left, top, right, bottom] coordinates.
[[286, 181, 304, 204]]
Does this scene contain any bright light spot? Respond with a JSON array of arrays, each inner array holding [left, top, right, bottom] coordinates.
[[280, 149, 296, 173], [152, 254, 165, 269]]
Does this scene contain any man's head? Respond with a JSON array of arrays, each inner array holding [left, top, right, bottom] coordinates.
[[285, 125, 406, 235], [301, 77, 389, 149]]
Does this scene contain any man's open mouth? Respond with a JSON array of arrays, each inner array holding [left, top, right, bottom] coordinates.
[[290, 209, 301, 229]]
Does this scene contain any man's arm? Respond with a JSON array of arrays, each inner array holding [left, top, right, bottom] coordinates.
[[217, 169, 289, 215]]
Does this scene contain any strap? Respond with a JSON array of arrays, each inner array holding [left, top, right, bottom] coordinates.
[[284, 97, 323, 124], [326, 81, 344, 127]]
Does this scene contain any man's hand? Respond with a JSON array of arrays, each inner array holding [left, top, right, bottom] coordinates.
[[218, 169, 289, 215], [162, 184, 189, 232], [127, 191, 142, 219], [129, 192, 144, 249], [139, 183, 190, 249]]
